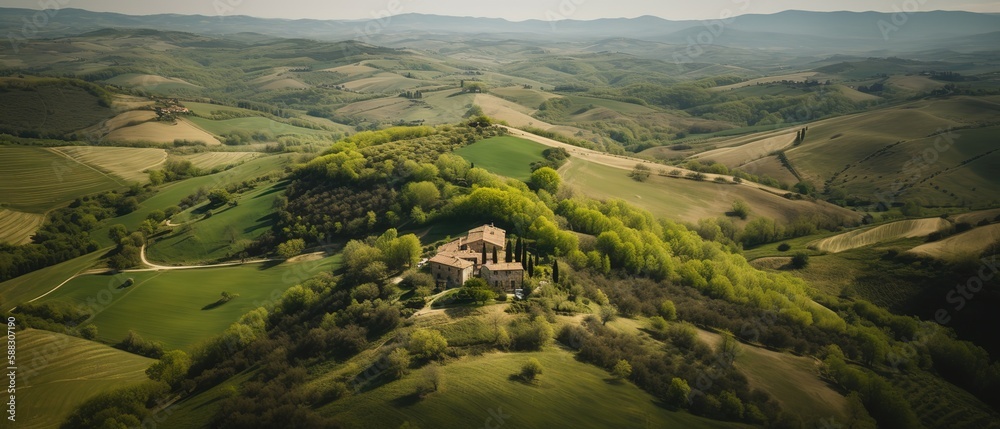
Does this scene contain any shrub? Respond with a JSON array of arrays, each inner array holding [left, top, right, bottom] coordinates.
[[612, 359, 632, 380], [629, 164, 651, 182], [648, 316, 668, 331], [659, 300, 677, 321], [117, 330, 164, 359], [791, 252, 810, 269], [777, 243, 791, 252], [520, 358, 543, 381], [731, 199, 750, 220], [666, 377, 691, 407], [387, 348, 411, 379], [408, 329, 448, 359], [509, 316, 554, 350], [416, 364, 444, 397], [79, 324, 98, 340]]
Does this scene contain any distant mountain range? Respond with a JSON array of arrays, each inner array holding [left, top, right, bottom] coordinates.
[[2, 7, 999, 55]]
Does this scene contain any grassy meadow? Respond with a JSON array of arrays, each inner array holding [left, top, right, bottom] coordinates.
[[16, 329, 154, 429], [37, 254, 341, 350], [146, 181, 286, 264], [454, 135, 547, 181], [0, 146, 124, 213], [320, 348, 747, 429], [89, 154, 293, 247], [0, 248, 109, 311]]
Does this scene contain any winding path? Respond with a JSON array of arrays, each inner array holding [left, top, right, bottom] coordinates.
[[18, 246, 280, 309], [130, 245, 279, 272]]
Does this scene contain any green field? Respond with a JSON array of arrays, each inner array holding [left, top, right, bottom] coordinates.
[[321, 348, 746, 429], [490, 87, 558, 109], [16, 329, 154, 429], [188, 116, 328, 137], [146, 181, 285, 264], [0, 146, 124, 213], [183, 101, 258, 116], [0, 77, 116, 136], [37, 254, 341, 350], [454, 136, 547, 181], [0, 248, 109, 311], [90, 154, 293, 247], [780, 97, 1000, 208], [560, 157, 856, 225]]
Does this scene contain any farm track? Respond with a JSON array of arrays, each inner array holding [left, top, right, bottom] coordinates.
[[17, 245, 280, 309]]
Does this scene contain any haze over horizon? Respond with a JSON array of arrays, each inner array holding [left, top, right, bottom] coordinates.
[[1, 0, 999, 22]]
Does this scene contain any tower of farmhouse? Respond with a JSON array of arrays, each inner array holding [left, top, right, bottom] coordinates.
[[428, 224, 525, 290]]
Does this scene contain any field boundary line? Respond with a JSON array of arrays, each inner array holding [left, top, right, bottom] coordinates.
[[46, 147, 127, 186]]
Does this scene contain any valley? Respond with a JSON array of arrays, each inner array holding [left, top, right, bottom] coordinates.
[[1, 5, 999, 429]]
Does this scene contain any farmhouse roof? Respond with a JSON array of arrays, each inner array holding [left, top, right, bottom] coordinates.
[[429, 254, 474, 269], [466, 224, 506, 247], [484, 262, 523, 272]]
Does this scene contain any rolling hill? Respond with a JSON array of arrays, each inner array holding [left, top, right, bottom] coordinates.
[[16, 329, 155, 429]]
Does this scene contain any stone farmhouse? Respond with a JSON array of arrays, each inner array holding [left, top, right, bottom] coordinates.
[[428, 224, 524, 290]]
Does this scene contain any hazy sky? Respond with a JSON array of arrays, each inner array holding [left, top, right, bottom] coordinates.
[[2, 0, 998, 21]]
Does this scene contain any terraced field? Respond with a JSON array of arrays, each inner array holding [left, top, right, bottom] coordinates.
[[16, 329, 154, 429], [340, 72, 431, 93], [53, 146, 167, 182], [560, 157, 858, 225], [105, 118, 223, 145], [187, 116, 327, 137], [909, 223, 1000, 260], [104, 73, 202, 91], [810, 218, 951, 253], [694, 131, 798, 168], [0, 208, 44, 244], [0, 146, 123, 213], [176, 151, 261, 171]]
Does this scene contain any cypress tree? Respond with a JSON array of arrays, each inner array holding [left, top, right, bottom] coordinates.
[[481, 243, 487, 265], [492, 247, 498, 264], [552, 260, 560, 283], [514, 238, 523, 263], [505, 240, 513, 263]]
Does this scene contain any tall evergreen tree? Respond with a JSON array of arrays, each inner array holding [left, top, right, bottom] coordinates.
[[492, 247, 498, 264], [525, 253, 533, 277], [481, 243, 487, 265], [505, 240, 513, 263], [514, 238, 523, 263], [552, 260, 560, 283]]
